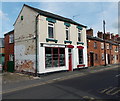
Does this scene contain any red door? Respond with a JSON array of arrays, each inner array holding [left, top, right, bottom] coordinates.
[[68, 48, 72, 71], [69, 53, 72, 71]]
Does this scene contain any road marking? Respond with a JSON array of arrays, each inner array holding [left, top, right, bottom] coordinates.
[[110, 89, 120, 95], [83, 96, 95, 100], [100, 86, 112, 93], [105, 87, 118, 95], [115, 74, 120, 77]]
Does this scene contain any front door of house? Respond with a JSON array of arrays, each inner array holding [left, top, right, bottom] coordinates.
[[68, 48, 72, 71], [108, 54, 110, 64], [90, 52, 94, 66]]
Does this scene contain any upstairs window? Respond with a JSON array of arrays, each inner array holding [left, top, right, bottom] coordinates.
[[102, 53, 104, 60], [66, 26, 69, 40], [101, 43, 104, 49], [109, 44, 112, 50], [48, 22, 54, 38], [78, 29, 81, 41], [106, 44, 109, 49], [9, 34, 14, 43], [94, 42, 97, 49]]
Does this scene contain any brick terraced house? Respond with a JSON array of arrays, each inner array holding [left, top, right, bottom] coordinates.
[[87, 29, 120, 67], [4, 30, 14, 72]]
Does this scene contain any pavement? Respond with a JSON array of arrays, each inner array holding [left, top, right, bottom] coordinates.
[[1, 64, 120, 95]]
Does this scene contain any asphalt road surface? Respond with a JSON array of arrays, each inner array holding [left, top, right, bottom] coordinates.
[[2, 67, 120, 100]]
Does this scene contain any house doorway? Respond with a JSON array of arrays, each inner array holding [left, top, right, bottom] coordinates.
[[108, 54, 110, 64], [90, 52, 94, 66]]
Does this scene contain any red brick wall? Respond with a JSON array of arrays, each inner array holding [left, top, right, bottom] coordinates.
[[87, 38, 120, 67], [4, 31, 14, 70], [87, 39, 103, 67]]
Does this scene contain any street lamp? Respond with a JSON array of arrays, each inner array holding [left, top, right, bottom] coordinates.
[[103, 20, 107, 66]]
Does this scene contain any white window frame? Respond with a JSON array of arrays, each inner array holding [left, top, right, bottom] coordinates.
[[9, 34, 14, 43], [106, 44, 109, 49], [48, 22, 54, 38], [78, 29, 82, 41], [65, 26, 70, 40], [101, 43, 104, 49], [9, 54, 14, 61], [102, 53, 104, 60]]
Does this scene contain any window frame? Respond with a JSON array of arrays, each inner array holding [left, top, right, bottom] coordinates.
[[9, 54, 14, 61], [101, 43, 104, 49], [78, 49, 84, 64], [78, 29, 81, 41], [48, 22, 54, 38], [45, 47, 65, 68], [65, 26, 70, 40], [9, 34, 14, 43], [102, 53, 104, 60], [94, 42, 97, 49]]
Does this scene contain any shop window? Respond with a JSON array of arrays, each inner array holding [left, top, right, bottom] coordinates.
[[59, 48, 65, 66], [45, 48, 52, 67], [78, 49, 83, 64], [48, 22, 54, 38], [53, 48, 59, 67], [66, 26, 69, 40], [45, 47, 65, 68]]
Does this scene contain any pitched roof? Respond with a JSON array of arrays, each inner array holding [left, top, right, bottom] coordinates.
[[14, 4, 87, 28], [4, 30, 14, 36], [87, 35, 119, 45]]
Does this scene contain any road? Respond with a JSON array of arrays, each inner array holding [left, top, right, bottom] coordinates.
[[2, 67, 120, 100]]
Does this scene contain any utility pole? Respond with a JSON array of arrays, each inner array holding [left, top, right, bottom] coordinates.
[[103, 20, 106, 66]]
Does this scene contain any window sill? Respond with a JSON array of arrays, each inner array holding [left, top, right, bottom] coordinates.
[[77, 42, 84, 45], [46, 38, 58, 43], [64, 40, 72, 44], [77, 64, 85, 68]]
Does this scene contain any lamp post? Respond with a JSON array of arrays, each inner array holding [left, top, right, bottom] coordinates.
[[103, 20, 107, 66]]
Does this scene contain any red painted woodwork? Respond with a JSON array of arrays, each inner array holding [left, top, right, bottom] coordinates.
[[77, 46, 84, 49], [69, 53, 72, 71], [67, 45, 74, 48], [77, 64, 85, 68]]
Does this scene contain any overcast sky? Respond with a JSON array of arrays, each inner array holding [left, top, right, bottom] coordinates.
[[0, 1, 119, 38]]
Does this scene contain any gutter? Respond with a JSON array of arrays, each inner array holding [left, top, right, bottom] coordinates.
[[35, 14, 39, 76]]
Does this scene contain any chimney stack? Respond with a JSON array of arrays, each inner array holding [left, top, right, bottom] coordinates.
[[86, 28, 93, 36], [97, 31, 103, 39]]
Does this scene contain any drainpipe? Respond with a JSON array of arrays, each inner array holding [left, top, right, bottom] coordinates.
[[35, 14, 39, 76]]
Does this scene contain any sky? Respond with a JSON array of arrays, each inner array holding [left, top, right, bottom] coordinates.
[[0, 1, 119, 38]]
